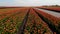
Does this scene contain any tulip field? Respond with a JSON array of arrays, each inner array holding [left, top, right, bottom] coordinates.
[[41, 6, 60, 11], [0, 7, 29, 34], [38, 6, 60, 12], [0, 7, 60, 34]]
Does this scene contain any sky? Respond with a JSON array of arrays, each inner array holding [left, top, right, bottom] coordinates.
[[0, 0, 60, 6]]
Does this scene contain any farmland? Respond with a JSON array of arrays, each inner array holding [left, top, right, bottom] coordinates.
[[0, 7, 60, 34], [42, 7, 60, 11], [0, 7, 29, 34], [38, 6, 60, 13], [24, 8, 53, 34]]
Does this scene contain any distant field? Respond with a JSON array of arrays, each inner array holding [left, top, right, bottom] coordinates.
[[0, 8, 17, 12], [38, 6, 60, 11]]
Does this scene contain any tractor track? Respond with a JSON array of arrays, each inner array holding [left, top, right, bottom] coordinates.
[[17, 9, 30, 34]]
